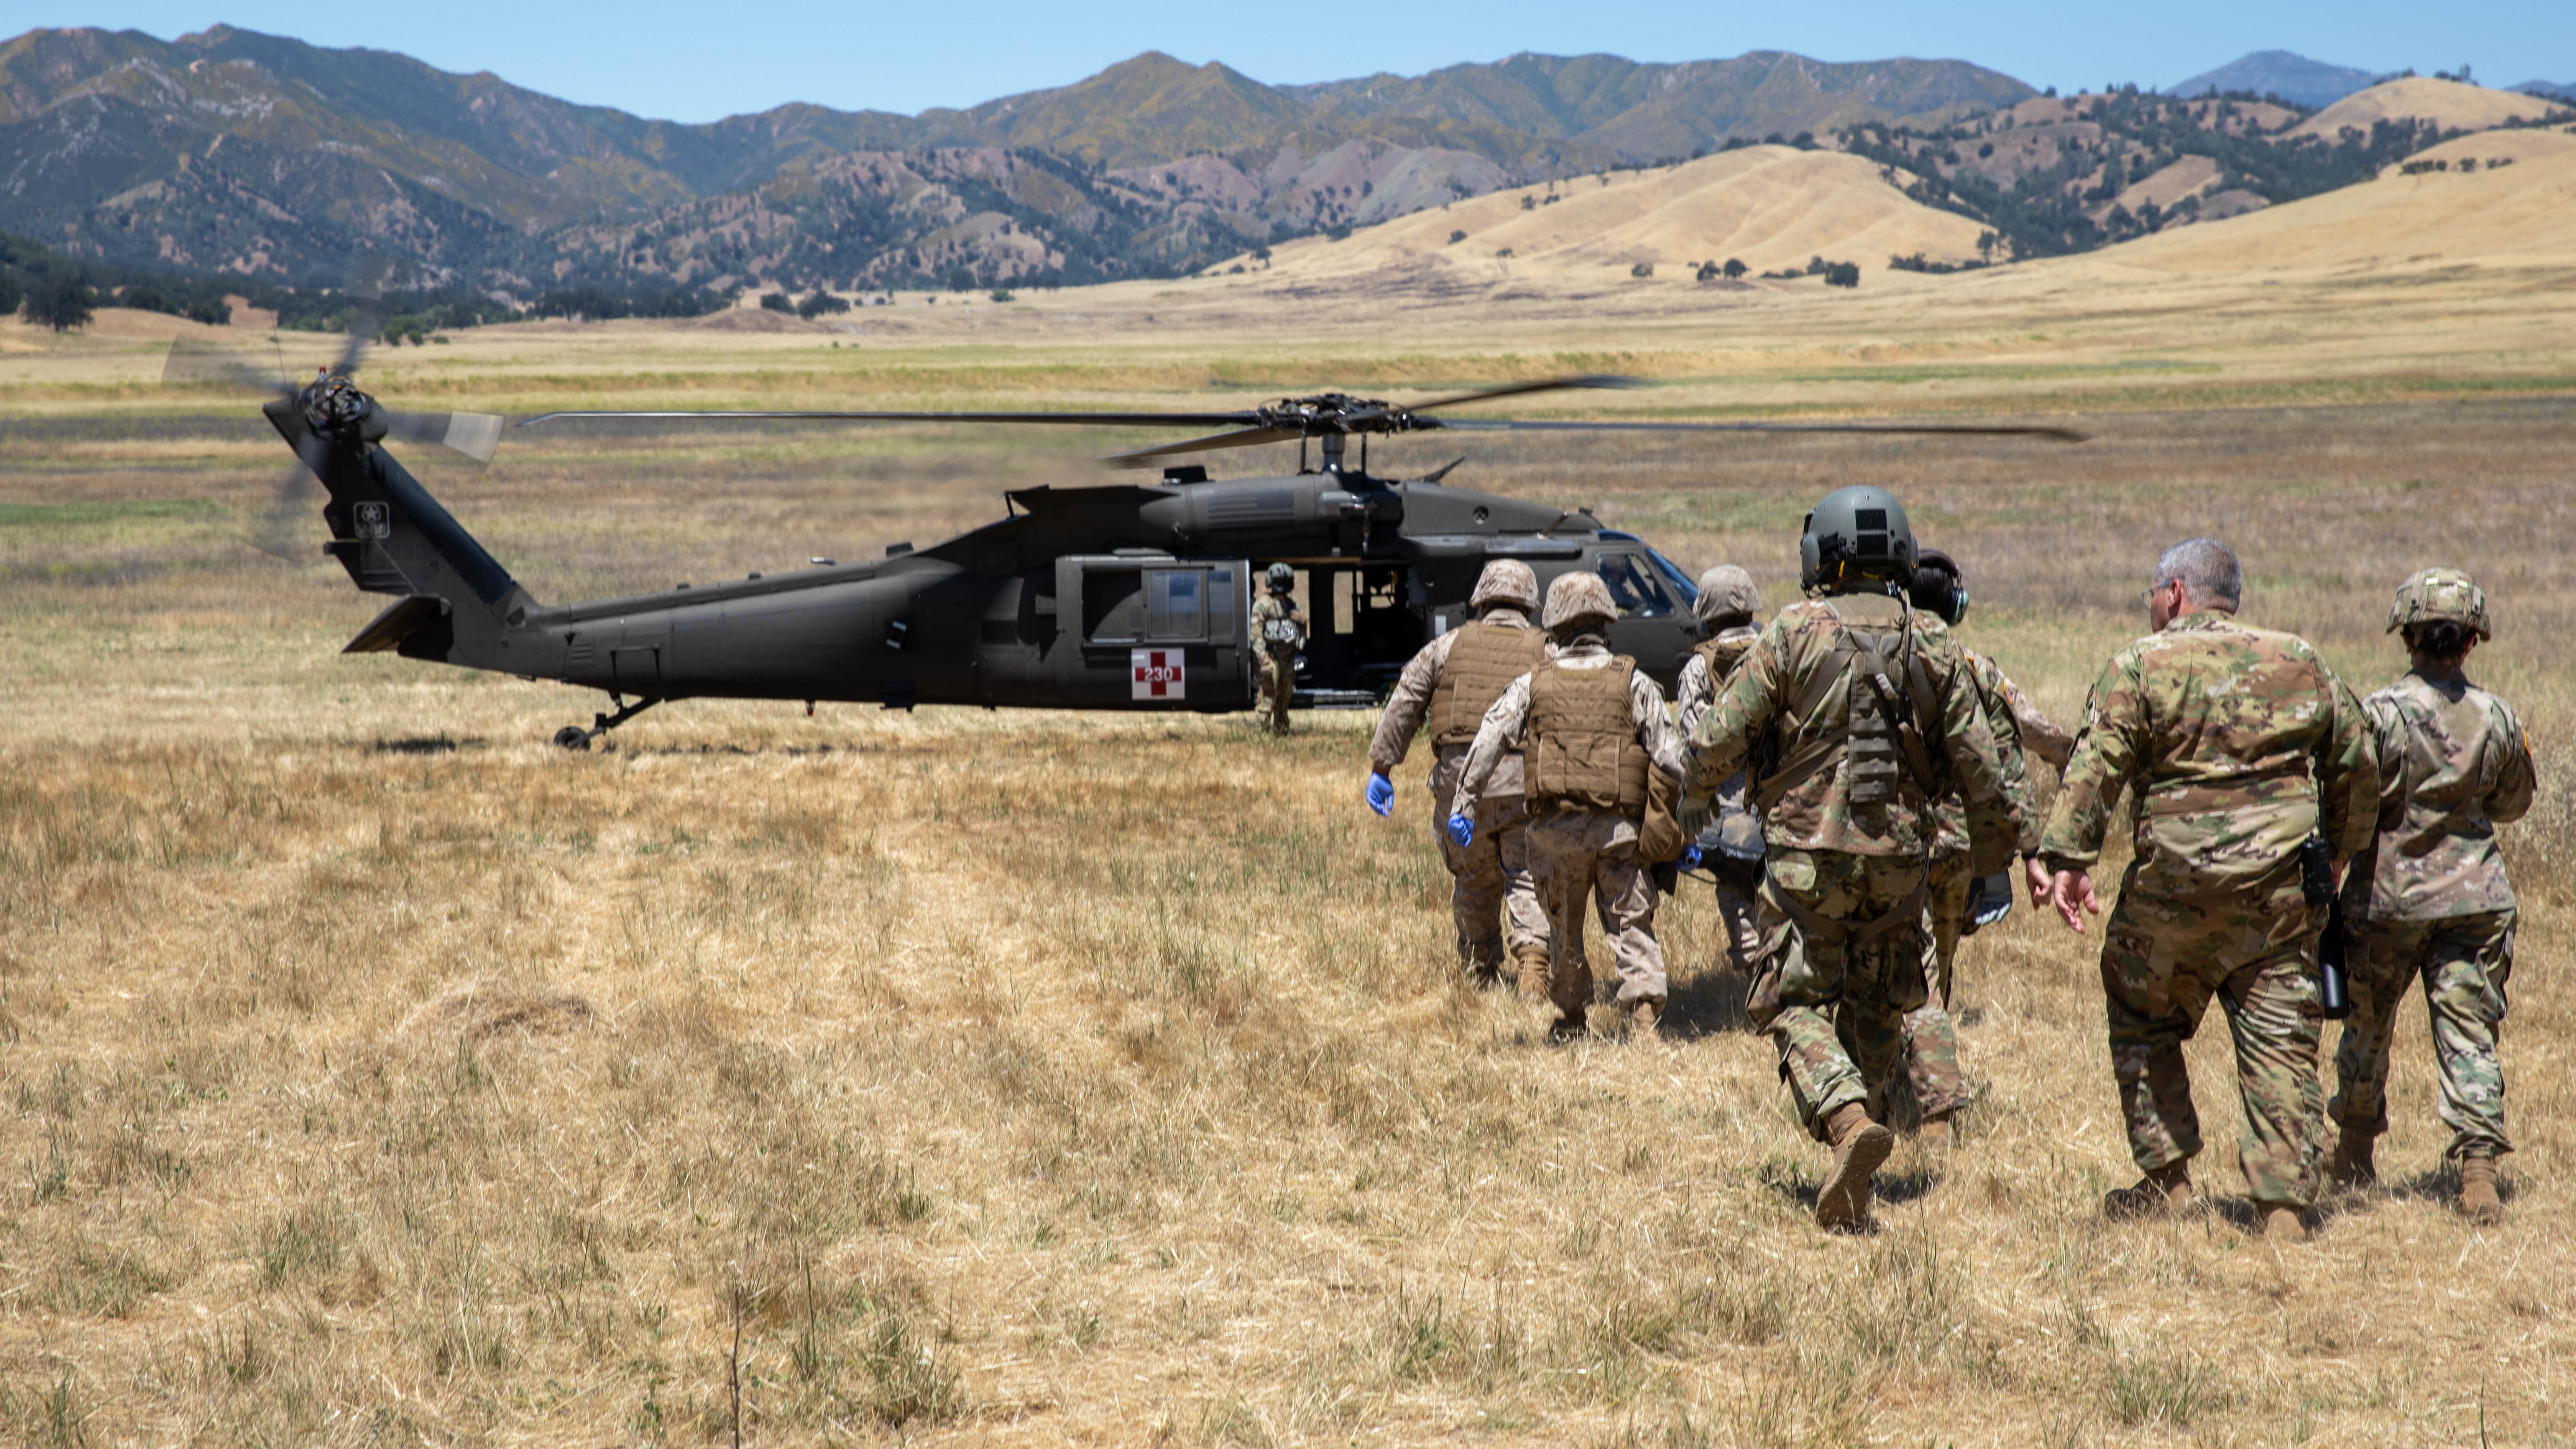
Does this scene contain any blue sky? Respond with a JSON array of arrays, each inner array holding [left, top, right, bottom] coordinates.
[[40, 1, 2576, 124]]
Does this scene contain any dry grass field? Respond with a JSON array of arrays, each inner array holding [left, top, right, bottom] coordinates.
[[2, 227, 2573, 1447]]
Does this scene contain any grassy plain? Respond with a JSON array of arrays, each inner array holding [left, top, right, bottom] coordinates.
[[2, 234, 2574, 1447]]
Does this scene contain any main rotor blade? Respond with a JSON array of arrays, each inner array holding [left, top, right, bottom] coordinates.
[[518, 408, 1263, 429], [1433, 419, 2090, 442], [1398, 375, 1640, 412], [1102, 426, 1303, 468]]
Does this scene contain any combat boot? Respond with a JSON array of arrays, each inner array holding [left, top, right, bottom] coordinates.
[[1467, 959, 1504, 989], [2102, 1161, 2194, 1221], [1626, 998, 1663, 1041], [2326, 1127, 2377, 1188], [1512, 950, 1552, 1004], [1814, 1103, 1895, 1233], [2458, 1155, 2504, 1226], [2257, 1202, 2308, 1245]]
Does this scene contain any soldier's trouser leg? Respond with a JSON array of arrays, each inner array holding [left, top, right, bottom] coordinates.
[[1710, 869, 1763, 974], [2332, 913, 2515, 1160], [1258, 650, 1293, 733], [1590, 835, 1666, 1007], [1747, 851, 1930, 1142], [1901, 853, 1976, 1119], [2103, 881, 2323, 1208], [1431, 787, 1528, 976], [1527, 812, 1599, 1017]]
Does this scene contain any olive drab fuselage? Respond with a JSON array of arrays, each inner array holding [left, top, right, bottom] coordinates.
[[274, 384, 1714, 720]]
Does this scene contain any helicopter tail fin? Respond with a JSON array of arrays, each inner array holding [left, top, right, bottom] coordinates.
[[269, 400, 536, 668]]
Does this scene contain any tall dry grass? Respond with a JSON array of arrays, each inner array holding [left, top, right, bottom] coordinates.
[[1, 340, 2571, 1445]]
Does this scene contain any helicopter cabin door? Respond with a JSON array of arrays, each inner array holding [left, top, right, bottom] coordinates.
[[1055, 557, 1253, 711]]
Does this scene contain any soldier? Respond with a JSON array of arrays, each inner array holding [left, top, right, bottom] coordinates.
[[2327, 568, 2535, 1225], [1898, 549, 2074, 1147], [1365, 560, 1554, 993], [1680, 489, 2042, 1232], [1250, 563, 1307, 736], [1673, 565, 1768, 976], [2040, 538, 2377, 1245], [1452, 571, 1689, 1040]]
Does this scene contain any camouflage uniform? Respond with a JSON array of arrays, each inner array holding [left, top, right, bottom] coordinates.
[[1685, 595, 2035, 1142], [1674, 624, 1765, 973], [1457, 641, 1689, 1020], [1370, 608, 1554, 981], [1904, 646, 2072, 1122], [2331, 665, 2535, 1161], [2041, 613, 2377, 1209], [1250, 591, 1306, 735]]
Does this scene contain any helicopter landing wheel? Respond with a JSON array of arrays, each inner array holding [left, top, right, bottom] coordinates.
[[553, 726, 593, 751]]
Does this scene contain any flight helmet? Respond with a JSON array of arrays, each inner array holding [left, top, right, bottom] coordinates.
[[1798, 486, 1917, 593], [1265, 562, 1295, 594]]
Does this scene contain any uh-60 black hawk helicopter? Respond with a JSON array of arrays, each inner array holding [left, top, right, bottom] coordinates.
[[214, 351, 2077, 748]]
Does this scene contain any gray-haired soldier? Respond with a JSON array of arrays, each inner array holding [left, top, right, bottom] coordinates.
[[1367, 560, 1554, 992], [2329, 568, 2536, 1225], [1673, 564, 1767, 974]]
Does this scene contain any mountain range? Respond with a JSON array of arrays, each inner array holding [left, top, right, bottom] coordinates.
[[2165, 50, 2378, 107], [0, 26, 2032, 296]]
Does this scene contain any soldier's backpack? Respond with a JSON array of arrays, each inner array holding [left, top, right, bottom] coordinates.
[[1753, 592, 1948, 816]]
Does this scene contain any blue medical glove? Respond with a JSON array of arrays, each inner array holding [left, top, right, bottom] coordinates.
[[1446, 813, 1475, 849], [1365, 772, 1395, 817], [1679, 844, 1702, 872]]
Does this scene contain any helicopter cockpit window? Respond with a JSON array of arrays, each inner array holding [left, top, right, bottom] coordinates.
[[1595, 552, 1675, 618]]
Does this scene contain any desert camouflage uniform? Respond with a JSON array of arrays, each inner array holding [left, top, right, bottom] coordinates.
[[1369, 609, 1554, 979], [2041, 613, 2377, 1209], [1250, 592, 1306, 735], [1903, 644, 2073, 1120], [2331, 665, 2535, 1160], [1674, 624, 1765, 972], [1686, 595, 2035, 1141], [1457, 642, 1688, 1017]]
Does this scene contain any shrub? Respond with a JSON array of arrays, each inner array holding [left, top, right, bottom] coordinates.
[[759, 292, 794, 313]]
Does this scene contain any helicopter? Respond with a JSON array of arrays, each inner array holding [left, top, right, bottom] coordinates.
[[216, 356, 2078, 748]]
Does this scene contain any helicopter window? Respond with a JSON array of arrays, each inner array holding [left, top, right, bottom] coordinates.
[[1145, 569, 1205, 641], [1332, 572, 1355, 636], [1083, 569, 1146, 642], [1596, 553, 1675, 618]]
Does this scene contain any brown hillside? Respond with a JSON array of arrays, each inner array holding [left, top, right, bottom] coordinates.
[[1227, 146, 1986, 297], [2285, 76, 2560, 139], [2085, 143, 2576, 274]]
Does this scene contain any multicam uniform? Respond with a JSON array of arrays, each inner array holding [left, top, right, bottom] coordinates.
[[1685, 593, 2034, 1141], [1456, 641, 1688, 1020], [1370, 608, 1555, 983], [1902, 644, 2072, 1122], [2040, 613, 2377, 1209], [1674, 624, 1765, 972], [1250, 591, 1306, 734], [2331, 665, 2535, 1161]]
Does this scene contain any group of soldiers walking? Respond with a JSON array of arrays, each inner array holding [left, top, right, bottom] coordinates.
[[1362, 486, 2535, 1239]]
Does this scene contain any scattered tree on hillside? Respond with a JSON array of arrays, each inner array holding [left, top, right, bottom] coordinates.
[[22, 275, 95, 332], [759, 292, 794, 312], [1723, 257, 1747, 278], [1824, 261, 1860, 288], [797, 291, 851, 318]]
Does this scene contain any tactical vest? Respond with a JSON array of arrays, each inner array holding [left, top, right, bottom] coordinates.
[[1429, 620, 1551, 747], [1754, 593, 1945, 813], [1526, 657, 1649, 815], [1690, 626, 1759, 690]]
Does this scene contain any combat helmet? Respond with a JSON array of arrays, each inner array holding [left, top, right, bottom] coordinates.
[[1265, 562, 1295, 593], [2387, 566, 2491, 640], [1693, 564, 1761, 626], [1541, 571, 1618, 632], [1469, 559, 1540, 614], [1798, 486, 1917, 593]]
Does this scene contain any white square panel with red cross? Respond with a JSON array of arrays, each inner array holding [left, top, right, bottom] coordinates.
[[1131, 648, 1184, 700]]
